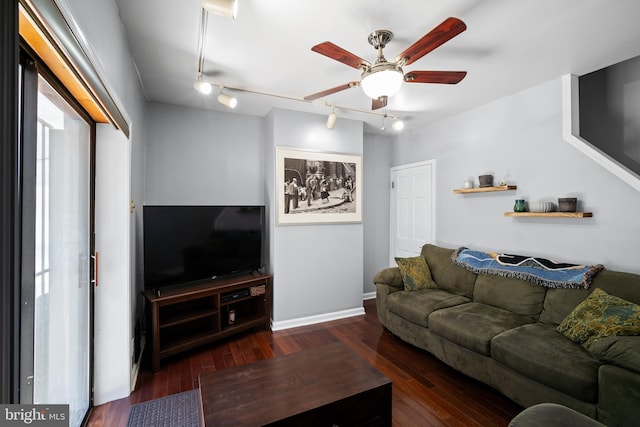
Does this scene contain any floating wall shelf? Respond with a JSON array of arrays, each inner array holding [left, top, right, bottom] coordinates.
[[453, 185, 517, 194], [504, 212, 593, 218]]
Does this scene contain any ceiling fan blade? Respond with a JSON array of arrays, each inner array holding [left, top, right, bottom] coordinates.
[[404, 70, 467, 84], [312, 42, 371, 70], [372, 96, 387, 110], [394, 17, 467, 67], [303, 81, 360, 101]]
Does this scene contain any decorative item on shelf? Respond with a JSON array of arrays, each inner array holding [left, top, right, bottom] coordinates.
[[513, 199, 527, 212], [478, 174, 493, 187], [529, 201, 555, 213], [499, 177, 507, 186], [463, 180, 474, 189], [228, 309, 235, 325], [558, 197, 577, 212]]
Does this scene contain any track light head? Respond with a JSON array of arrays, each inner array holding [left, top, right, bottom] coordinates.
[[218, 92, 238, 109], [194, 80, 213, 95], [326, 111, 337, 130], [392, 119, 404, 131]]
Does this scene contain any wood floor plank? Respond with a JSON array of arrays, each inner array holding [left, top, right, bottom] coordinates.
[[87, 299, 522, 426]]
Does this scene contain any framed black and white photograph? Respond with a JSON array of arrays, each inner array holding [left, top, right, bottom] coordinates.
[[276, 146, 362, 225]]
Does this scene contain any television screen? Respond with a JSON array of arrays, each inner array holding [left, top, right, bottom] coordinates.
[[143, 205, 265, 290]]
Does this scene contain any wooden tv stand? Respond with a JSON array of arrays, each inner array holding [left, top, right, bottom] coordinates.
[[143, 273, 272, 372]]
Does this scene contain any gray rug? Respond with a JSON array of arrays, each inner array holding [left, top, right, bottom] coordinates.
[[127, 389, 201, 427]]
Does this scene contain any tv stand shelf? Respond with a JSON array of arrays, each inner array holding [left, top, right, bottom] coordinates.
[[144, 274, 272, 372]]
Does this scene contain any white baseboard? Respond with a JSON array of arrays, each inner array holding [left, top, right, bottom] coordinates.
[[271, 307, 365, 331], [362, 291, 376, 300]]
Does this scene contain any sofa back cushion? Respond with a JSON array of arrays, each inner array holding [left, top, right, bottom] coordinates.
[[474, 274, 547, 318], [421, 244, 476, 298], [540, 269, 640, 326]]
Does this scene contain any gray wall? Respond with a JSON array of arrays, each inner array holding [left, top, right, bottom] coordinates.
[[363, 133, 392, 296], [393, 77, 640, 274], [145, 105, 370, 325], [144, 77, 640, 325], [145, 103, 265, 205], [265, 109, 364, 326]]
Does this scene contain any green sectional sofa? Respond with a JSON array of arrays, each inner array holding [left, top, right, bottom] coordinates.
[[374, 244, 640, 427]]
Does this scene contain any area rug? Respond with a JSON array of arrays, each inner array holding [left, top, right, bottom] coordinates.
[[127, 389, 201, 427]]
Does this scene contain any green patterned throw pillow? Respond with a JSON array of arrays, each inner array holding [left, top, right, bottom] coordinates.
[[395, 256, 437, 291], [557, 288, 640, 348]]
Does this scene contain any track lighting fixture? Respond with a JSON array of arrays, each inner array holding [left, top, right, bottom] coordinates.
[[194, 79, 213, 95], [217, 89, 238, 109], [201, 0, 238, 19], [326, 109, 337, 130]]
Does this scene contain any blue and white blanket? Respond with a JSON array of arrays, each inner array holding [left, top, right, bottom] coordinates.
[[452, 248, 604, 289]]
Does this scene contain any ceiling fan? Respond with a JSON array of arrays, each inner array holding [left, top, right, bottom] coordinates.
[[304, 17, 467, 110]]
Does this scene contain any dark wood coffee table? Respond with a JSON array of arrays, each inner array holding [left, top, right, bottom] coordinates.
[[199, 341, 392, 426]]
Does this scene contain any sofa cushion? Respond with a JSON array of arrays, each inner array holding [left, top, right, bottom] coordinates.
[[586, 336, 640, 374], [590, 269, 640, 305], [387, 289, 470, 328], [421, 244, 477, 298], [540, 269, 640, 326], [474, 274, 547, 318], [428, 302, 534, 356], [539, 287, 590, 326], [492, 323, 600, 402], [395, 256, 437, 291], [556, 288, 640, 348]]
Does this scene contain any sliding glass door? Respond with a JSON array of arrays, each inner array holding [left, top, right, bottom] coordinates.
[[20, 52, 95, 427]]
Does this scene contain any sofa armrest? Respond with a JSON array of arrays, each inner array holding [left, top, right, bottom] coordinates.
[[587, 336, 640, 374], [597, 364, 640, 426], [373, 267, 403, 327], [372, 267, 404, 289], [587, 335, 640, 425]]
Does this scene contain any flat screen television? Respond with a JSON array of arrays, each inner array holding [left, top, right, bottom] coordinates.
[[143, 205, 265, 293]]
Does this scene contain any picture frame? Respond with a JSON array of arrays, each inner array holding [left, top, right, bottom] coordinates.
[[276, 146, 362, 225]]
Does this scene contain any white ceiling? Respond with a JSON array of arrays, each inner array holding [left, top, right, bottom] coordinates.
[[114, 0, 640, 134]]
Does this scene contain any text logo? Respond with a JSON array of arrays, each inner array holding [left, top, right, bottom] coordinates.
[[0, 405, 68, 427]]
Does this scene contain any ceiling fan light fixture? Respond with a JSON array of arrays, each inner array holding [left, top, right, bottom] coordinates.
[[361, 65, 403, 99], [201, 0, 238, 19], [194, 79, 213, 95], [218, 92, 238, 109]]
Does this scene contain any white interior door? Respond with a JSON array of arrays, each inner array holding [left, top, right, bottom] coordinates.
[[390, 161, 435, 265]]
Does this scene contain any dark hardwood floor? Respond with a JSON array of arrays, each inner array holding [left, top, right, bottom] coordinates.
[[87, 299, 523, 427]]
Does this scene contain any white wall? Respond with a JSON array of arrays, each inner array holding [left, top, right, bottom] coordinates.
[[393, 77, 640, 274], [266, 109, 365, 328]]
